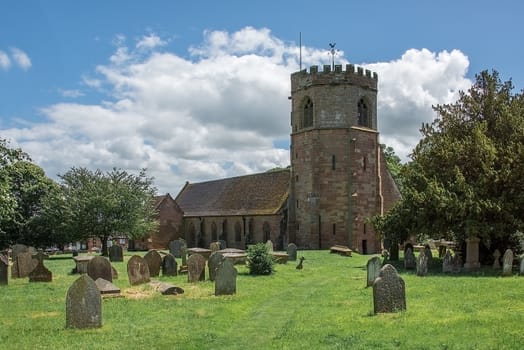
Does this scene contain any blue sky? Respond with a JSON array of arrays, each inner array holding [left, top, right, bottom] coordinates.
[[1, 0, 523, 194]]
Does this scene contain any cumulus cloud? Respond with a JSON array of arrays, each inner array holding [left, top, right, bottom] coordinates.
[[0, 50, 10, 70], [10, 47, 31, 70], [1, 28, 471, 194]]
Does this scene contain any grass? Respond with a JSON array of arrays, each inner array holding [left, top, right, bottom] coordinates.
[[1, 250, 523, 349]]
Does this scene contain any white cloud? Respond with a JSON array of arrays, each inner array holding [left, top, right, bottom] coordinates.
[[136, 33, 167, 50], [0, 50, 10, 70], [1, 28, 471, 194], [58, 89, 85, 98], [10, 47, 31, 70]]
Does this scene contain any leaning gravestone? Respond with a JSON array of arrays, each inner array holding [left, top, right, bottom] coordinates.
[[287, 243, 298, 262], [416, 250, 428, 277], [502, 249, 514, 277], [492, 249, 501, 269], [404, 247, 415, 270], [0, 254, 8, 285], [11, 244, 28, 261], [143, 250, 162, 277], [372, 264, 406, 314], [367, 256, 382, 287], [108, 245, 123, 262], [29, 259, 52, 282], [208, 252, 225, 282], [215, 259, 237, 296], [66, 275, 102, 329], [442, 250, 453, 273], [87, 256, 113, 283], [187, 253, 206, 282], [127, 255, 151, 286], [162, 253, 178, 277], [12, 251, 37, 278]]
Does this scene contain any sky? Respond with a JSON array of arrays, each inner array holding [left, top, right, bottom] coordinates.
[[1, 0, 523, 195]]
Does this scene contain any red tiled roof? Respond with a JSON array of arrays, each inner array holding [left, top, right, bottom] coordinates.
[[175, 169, 290, 217]]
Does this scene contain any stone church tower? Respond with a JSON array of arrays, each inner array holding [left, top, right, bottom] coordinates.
[[288, 64, 399, 254]]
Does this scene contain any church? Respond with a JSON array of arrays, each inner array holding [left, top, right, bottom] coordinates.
[[139, 63, 400, 254]]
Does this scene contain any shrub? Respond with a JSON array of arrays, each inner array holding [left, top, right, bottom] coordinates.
[[247, 243, 274, 275]]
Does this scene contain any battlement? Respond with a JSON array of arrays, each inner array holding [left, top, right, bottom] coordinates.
[[291, 64, 378, 92]]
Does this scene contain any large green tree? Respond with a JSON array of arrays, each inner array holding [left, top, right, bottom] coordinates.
[[374, 70, 524, 258], [0, 139, 29, 224], [59, 167, 159, 255]]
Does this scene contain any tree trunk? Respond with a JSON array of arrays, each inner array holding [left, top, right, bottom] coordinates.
[[101, 235, 109, 256]]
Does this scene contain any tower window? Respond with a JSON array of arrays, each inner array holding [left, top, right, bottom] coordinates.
[[358, 98, 370, 127], [302, 97, 314, 128], [331, 155, 336, 170], [332, 223, 336, 235]]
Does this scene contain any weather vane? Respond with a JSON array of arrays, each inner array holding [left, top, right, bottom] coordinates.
[[328, 43, 339, 70]]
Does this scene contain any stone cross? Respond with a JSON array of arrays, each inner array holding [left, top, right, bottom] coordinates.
[[372, 264, 406, 314], [87, 256, 113, 283], [127, 255, 151, 286], [502, 249, 514, 277], [366, 256, 382, 287], [144, 250, 162, 277], [215, 259, 237, 296], [66, 275, 102, 329]]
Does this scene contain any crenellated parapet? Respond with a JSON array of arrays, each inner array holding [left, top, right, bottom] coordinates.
[[291, 64, 378, 92]]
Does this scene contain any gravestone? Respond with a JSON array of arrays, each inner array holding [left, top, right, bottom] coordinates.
[[0, 254, 8, 285], [451, 253, 463, 273], [442, 250, 453, 273], [11, 244, 28, 261], [366, 256, 382, 287], [520, 257, 524, 275], [181, 245, 188, 266], [12, 251, 37, 278], [87, 256, 113, 283], [372, 264, 406, 314], [95, 278, 121, 296], [210, 242, 221, 252], [215, 259, 237, 296], [218, 240, 227, 250], [502, 249, 514, 277], [287, 243, 298, 262], [187, 253, 206, 282], [108, 245, 123, 262], [464, 236, 481, 271], [423, 246, 433, 266], [143, 250, 162, 277], [416, 250, 428, 277], [66, 275, 102, 329], [162, 253, 178, 277], [404, 247, 415, 270], [29, 259, 52, 282], [127, 255, 151, 286], [266, 240, 274, 252], [208, 252, 225, 282], [492, 249, 501, 269], [169, 239, 185, 258]]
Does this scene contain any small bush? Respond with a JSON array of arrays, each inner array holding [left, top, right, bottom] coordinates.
[[247, 243, 274, 275]]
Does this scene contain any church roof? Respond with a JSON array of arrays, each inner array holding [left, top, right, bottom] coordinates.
[[175, 169, 290, 217]]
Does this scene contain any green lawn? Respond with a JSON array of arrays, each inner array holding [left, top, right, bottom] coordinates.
[[1, 251, 523, 349]]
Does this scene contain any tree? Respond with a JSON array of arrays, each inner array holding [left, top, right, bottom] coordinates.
[[373, 70, 524, 258], [381, 144, 405, 190], [59, 167, 159, 255]]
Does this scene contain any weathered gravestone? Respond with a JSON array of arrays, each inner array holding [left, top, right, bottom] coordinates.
[[492, 249, 501, 269], [442, 250, 453, 273], [208, 252, 225, 282], [404, 247, 415, 270], [502, 249, 514, 277], [66, 274, 102, 329], [87, 256, 113, 283], [11, 251, 37, 278], [143, 250, 162, 277], [127, 255, 151, 286], [464, 236, 481, 271], [29, 258, 52, 282], [210, 241, 221, 252], [423, 246, 433, 267], [266, 240, 274, 252], [372, 264, 406, 314], [187, 253, 206, 282], [11, 244, 28, 261], [520, 257, 524, 276], [218, 240, 227, 250], [451, 253, 463, 273], [0, 254, 8, 285], [366, 256, 382, 287], [169, 239, 186, 258], [181, 245, 188, 266], [215, 259, 237, 296], [416, 250, 428, 277], [162, 253, 178, 277], [287, 243, 298, 262], [108, 245, 123, 262]]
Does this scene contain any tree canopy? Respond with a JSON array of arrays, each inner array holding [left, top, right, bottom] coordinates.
[[373, 70, 524, 256]]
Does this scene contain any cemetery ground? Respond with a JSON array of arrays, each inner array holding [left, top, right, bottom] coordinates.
[[1, 251, 523, 350]]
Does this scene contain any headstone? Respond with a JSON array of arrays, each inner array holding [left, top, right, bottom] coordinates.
[[502, 249, 514, 277], [66, 275, 102, 329], [208, 252, 225, 282], [218, 240, 227, 250], [442, 250, 453, 273], [492, 249, 501, 269], [215, 259, 237, 296], [11, 244, 28, 261], [0, 254, 8, 285], [162, 253, 178, 277], [266, 240, 274, 252], [187, 253, 206, 282], [108, 245, 123, 262], [366, 256, 382, 287], [11, 251, 37, 278], [520, 257, 524, 275], [95, 278, 121, 296], [127, 255, 151, 286], [210, 242, 221, 252], [87, 256, 113, 283], [464, 236, 481, 271], [29, 259, 52, 282], [143, 250, 162, 277], [169, 239, 185, 258], [181, 245, 188, 266], [416, 250, 428, 277], [403, 247, 415, 270], [372, 264, 406, 314], [73, 255, 94, 274], [451, 253, 463, 273], [287, 243, 298, 261], [423, 246, 433, 266]]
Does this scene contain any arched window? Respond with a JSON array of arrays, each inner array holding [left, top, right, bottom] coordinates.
[[211, 222, 217, 241], [357, 98, 369, 127], [221, 219, 228, 242], [188, 222, 196, 247], [302, 97, 314, 128], [263, 222, 271, 242], [235, 221, 242, 242]]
